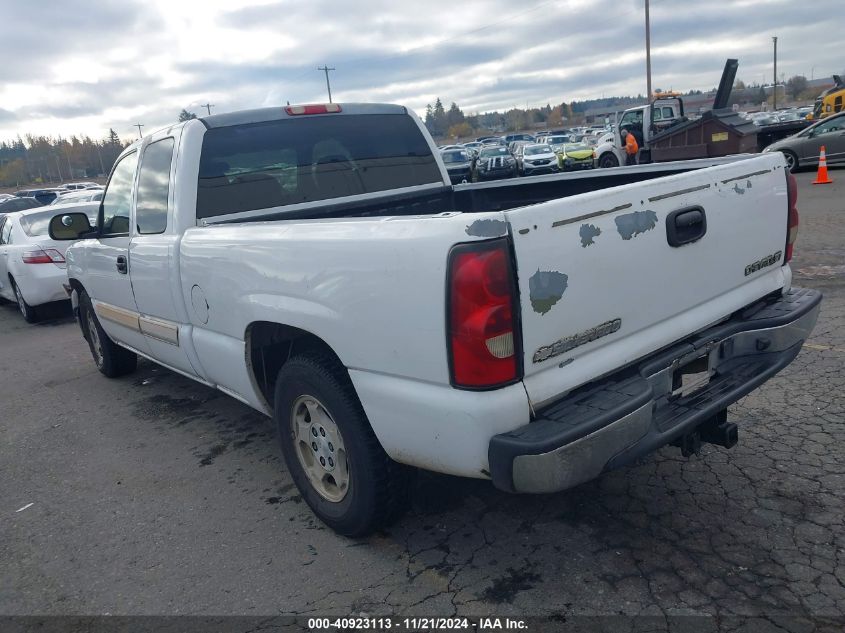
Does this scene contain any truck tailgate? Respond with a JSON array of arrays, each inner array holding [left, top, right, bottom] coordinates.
[[504, 154, 792, 407]]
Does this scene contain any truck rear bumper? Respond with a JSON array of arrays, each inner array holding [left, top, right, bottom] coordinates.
[[489, 287, 822, 493]]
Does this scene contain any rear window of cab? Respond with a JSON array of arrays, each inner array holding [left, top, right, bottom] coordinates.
[[196, 114, 443, 219]]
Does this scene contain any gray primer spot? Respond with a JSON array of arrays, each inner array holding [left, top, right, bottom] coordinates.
[[579, 224, 601, 247], [615, 210, 658, 241], [465, 218, 508, 237], [529, 270, 568, 315], [733, 183, 745, 195]]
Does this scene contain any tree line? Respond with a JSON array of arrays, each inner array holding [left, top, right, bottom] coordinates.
[[424, 75, 817, 140], [0, 109, 198, 189], [0, 129, 129, 188]]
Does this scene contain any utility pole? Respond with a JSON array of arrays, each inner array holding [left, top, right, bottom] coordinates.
[[772, 36, 778, 110], [200, 103, 214, 116], [317, 65, 336, 103], [134, 123, 144, 139], [645, 0, 652, 101]]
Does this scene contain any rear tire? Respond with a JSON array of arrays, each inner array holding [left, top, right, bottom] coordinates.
[[274, 351, 411, 537], [782, 150, 799, 173], [11, 279, 38, 323], [78, 290, 137, 377]]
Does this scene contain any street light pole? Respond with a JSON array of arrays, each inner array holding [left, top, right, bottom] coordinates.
[[772, 36, 778, 110], [645, 0, 652, 101]]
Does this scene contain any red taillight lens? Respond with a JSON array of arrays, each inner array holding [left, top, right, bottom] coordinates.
[[448, 239, 520, 388], [284, 103, 342, 115], [22, 248, 64, 264], [784, 172, 799, 263]]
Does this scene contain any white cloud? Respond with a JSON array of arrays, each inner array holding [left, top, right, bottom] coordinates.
[[0, 0, 840, 141]]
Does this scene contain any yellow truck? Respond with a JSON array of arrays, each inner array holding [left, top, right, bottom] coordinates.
[[810, 75, 844, 120]]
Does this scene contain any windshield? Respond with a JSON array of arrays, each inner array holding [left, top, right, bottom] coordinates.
[[442, 151, 469, 164], [524, 145, 552, 156], [479, 147, 509, 157]]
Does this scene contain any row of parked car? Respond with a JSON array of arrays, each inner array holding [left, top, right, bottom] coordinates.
[[438, 127, 613, 184], [743, 106, 813, 126], [0, 182, 103, 322]]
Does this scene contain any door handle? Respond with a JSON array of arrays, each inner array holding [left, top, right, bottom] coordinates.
[[116, 255, 128, 274], [666, 206, 707, 247]]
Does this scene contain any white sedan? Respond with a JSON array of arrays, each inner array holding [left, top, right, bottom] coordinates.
[[0, 202, 97, 322]]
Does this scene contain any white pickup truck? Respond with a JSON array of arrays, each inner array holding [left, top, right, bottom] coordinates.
[[48, 103, 820, 536]]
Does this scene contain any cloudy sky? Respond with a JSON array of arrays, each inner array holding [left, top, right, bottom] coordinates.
[[0, 0, 840, 142]]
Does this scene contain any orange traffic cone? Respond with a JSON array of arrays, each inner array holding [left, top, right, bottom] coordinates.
[[812, 145, 833, 185]]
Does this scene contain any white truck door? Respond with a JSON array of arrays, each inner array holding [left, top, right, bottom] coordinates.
[[85, 150, 152, 355], [128, 133, 202, 378]]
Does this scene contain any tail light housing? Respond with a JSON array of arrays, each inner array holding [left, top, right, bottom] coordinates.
[[285, 103, 342, 115], [447, 239, 521, 389], [784, 171, 799, 264], [22, 248, 65, 264]]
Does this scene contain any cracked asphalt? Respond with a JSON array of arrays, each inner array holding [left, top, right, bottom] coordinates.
[[1, 169, 843, 627]]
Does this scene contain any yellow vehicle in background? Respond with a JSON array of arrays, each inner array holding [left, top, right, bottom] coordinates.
[[809, 75, 844, 120]]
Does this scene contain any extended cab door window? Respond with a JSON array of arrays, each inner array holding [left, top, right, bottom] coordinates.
[[100, 151, 138, 236]]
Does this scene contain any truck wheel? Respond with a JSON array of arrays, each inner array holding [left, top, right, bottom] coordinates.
[[782, 150, 799, 173], [78, 290, 137, 378], [274, 351, 410, 537], [598, 152, 619, 168], [11, 279, 38, 323]]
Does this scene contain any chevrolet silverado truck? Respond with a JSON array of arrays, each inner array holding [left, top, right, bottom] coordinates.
[[48, 103, 820, 536]]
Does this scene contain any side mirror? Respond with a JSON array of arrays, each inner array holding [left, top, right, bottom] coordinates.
[[49, 213, 94, 240]]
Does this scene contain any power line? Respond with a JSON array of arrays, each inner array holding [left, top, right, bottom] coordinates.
[[134, 123, 144, 139], [317, 65, 336, 103]]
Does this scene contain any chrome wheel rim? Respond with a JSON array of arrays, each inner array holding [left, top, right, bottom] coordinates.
[[14, 285, 26, 318], [784, 152, 796, 171], [291, 395, 349, 503], [86, 308, 104, 367]]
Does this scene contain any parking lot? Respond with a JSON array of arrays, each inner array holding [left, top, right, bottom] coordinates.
[[1, 169, 843, 625]]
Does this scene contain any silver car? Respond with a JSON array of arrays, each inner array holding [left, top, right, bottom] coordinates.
[[515, 143, 558, 176], [763, 111, 845, 172]]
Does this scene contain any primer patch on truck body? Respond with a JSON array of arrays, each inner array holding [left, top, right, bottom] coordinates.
[[615, 210, 658, 240], [465, 218, 508, 238], [579, 224, 601, 247], [529, 270, 568, 315]]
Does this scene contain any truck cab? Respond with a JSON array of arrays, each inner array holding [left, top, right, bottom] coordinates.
[[596, 97, 685, 168]]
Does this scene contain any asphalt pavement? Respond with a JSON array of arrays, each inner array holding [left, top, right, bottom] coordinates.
[[1, 168, 843, 628]]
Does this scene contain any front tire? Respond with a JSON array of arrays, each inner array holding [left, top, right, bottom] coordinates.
[[274, 351, 410, 537], [78, 290, 137, 377], [782, 150, 799, 173], [598, 152, 619, 168], [11, 279, 38, 323]]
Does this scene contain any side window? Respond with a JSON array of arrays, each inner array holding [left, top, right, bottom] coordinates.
[[0, 219, 6, 244], [653, 109, 663, 121], [1, 219, 13, 245], [662, 107, 675, 118], [101, 151, 138, 236], [136, 138, 174, 235]]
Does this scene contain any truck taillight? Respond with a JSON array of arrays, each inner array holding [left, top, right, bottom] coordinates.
[[448, 239, 521, 389], [22, 248, 64, 264], [785, 171, 799, 263], [285, 103, 342, 115]]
